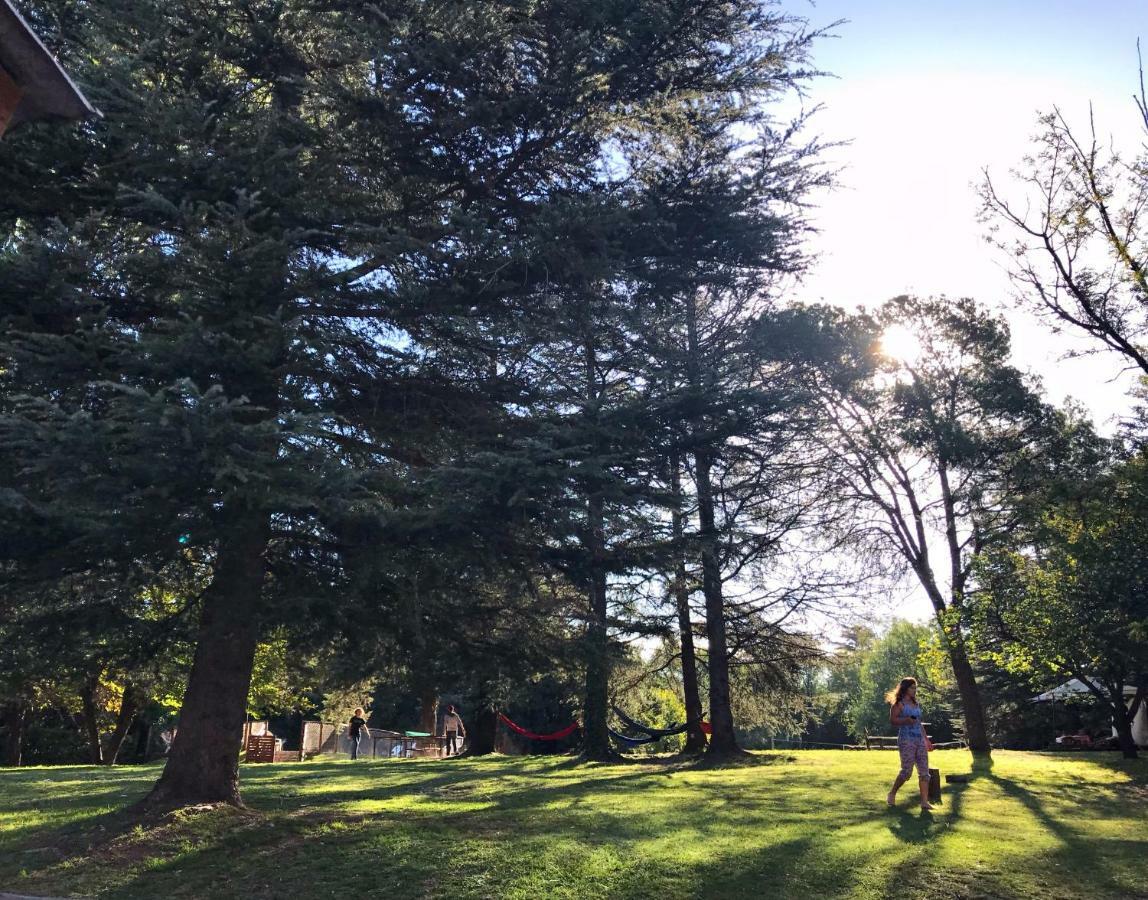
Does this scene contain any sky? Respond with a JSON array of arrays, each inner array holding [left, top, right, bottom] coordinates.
[[781, 0, 1146, 623]]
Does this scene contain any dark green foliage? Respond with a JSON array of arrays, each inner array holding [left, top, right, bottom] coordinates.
[[1, 0, 826, 791], [972, 453, 1148, 757]]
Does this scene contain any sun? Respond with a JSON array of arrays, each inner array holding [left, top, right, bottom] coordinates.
[[880, 324, 923, 366]]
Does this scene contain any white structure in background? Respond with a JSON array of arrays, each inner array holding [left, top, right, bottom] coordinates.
[[1035, 679, 1148, 747]]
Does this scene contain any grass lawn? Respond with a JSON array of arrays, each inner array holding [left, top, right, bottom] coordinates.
[[1, 749, 1145, 899]]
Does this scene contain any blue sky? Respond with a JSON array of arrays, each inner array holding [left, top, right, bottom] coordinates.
[[803, 0, 1142, 88]]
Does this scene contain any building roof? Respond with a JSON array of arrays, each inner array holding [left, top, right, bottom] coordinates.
[[0, 0, 97, 129], [1034, 679, 1139, 702]]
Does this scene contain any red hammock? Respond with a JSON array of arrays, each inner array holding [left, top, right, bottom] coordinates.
[[700, 721, 713, 735], [498, 712, 580, 741]]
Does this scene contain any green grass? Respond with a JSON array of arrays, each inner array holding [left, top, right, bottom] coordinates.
[[1, 750, 1145, 899]]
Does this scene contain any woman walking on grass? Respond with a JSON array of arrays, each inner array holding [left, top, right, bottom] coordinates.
[[886, 677, 934, 810]]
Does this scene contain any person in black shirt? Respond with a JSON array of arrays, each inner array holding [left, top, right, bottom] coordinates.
[[348, 707, 368, 760]]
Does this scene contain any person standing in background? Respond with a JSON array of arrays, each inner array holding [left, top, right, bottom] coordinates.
[[443, 705, 466, 756], [348, 707, 368, 760]]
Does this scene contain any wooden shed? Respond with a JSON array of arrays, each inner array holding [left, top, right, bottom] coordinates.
[[0, 0, 97, 137]]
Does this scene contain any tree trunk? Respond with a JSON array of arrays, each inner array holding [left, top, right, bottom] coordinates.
[[104, 682, 142, 766], [1112, 696, 1139, 760], [582, 492, 613, 761], [465, 701, 498, 756], [695, 447, 739, 757], [134, 720, 152, 764], [80, 675, 105, 765], [671, 452, 706, 753], [579, 333, 613, 762], [935, 462, 991, 754], [940, 617, 991, 754], [418, 689, 439, 735], [146, 509, 269, 807], [683, 294, 738, 758], [1, 700, 29, 767]]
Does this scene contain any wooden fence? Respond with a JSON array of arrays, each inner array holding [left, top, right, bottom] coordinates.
[[762, 735, 968, 751], [862, 735, 968, 750], [243, 721, 303, 763], [301, 721, 448, 760]]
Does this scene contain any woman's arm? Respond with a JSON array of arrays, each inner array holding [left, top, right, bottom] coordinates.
[[889, 703, 914, 727]]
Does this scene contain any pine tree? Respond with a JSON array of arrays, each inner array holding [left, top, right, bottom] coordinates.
[[625, 117, 829, 756], [2, 0, 822, 802]]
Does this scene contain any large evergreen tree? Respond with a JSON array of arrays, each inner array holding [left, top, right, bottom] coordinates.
[[623, 119, 829, 756], [2, 0, 822, 803]]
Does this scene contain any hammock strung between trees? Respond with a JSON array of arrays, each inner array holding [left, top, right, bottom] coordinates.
[[610, 706, 701, 738], [610, 706, 683, 737], [608, 727, 664, 746], [611, 706, 713, 737], [498, 713, 580, 741]]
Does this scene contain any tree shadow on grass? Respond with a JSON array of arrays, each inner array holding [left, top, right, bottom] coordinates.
[[0, 800, 266, 896], [940, 750, 993, 826], [26, 753, 1143, 900], [242, 758, 671, 812], [914, 752, 1142, 900], [884, 807, 939, 845], [4, 754, 672, 882], [0, 767, 163, 883], [109, 786, 853, 899], [238, 753, 799, 815], [608, 835, 820, 900], [20, 751, 1119, 900]]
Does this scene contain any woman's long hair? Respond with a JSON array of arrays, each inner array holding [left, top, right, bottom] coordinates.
[[885, 677, 917, 706]]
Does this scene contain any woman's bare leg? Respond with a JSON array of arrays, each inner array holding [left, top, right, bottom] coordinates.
[[919, 775, 933, 810], [887, 772, 908, 805]]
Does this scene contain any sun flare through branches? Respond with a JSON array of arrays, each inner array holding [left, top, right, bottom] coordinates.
[[880, 323, 923, 366]]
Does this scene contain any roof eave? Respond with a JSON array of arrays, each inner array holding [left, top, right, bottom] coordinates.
[[0, 0, 99, 129]]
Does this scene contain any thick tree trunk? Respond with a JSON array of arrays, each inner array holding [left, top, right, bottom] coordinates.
[[582, 493, 613, 761], [935, 463, 991, 754], [104, 682, 142, 766], [134, 720, 152, 764], [1, 700, 29, 767], [947, 639, 990, 753], [418, 689, 439, 735], [146, 510, 269, 807], [1112, 696, 1139, 760], [464, 702, 498, 756], [682, 294, 738, 758], [579, 333, 613, 762], [80, 675, 105, 765], [695, 448, 739, 757], [671, 452, 706, 753]]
